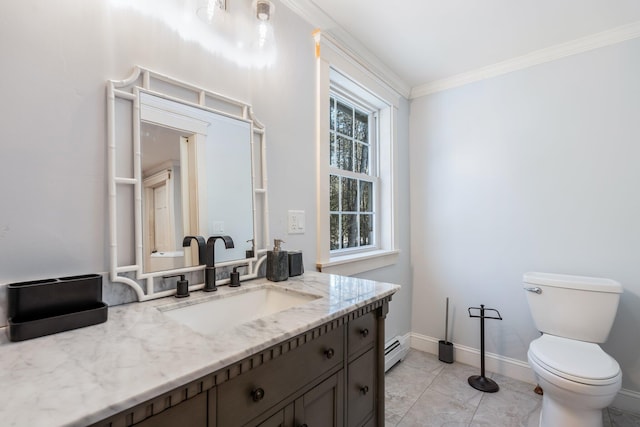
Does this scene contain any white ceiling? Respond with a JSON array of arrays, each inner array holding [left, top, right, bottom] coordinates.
[[282, 0, 640, 95]]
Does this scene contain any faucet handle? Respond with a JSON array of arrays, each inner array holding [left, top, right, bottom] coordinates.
[[230, 264, 248, 287], [163, 274, 189, 298]]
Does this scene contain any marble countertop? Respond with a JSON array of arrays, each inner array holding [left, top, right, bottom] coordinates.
[[0, 271, 399, 427]]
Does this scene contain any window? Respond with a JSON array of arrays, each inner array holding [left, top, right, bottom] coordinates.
[[329, 94, 377, 253], [315, 34, 400, 275]]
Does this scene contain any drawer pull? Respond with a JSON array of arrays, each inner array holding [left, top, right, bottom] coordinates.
[[299, 424, 308, 427], [360, 385, 369, 395], [360, 328, 369, 338], [325, 348, 335, 359], [251, 387, 265, 402]]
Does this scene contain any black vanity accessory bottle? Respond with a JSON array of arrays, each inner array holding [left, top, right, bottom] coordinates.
[[266, 239, 289, 282], [288, 251, 304, 277], [246, 239, 255, 258]]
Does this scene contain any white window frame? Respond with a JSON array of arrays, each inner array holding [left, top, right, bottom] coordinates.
[[316, 35, 400, 275], [329, 90, 378, 255]]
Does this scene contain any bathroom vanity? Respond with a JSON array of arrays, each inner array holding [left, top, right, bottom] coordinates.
[[0, 68, 399, 426], [0, 272, 398, 426]]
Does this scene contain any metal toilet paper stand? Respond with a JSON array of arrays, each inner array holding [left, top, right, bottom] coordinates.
[[467, 304, 502, 393]]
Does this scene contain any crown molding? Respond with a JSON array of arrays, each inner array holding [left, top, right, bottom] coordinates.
[[278, 0, 412, 99], [411, 20, 640, 99]]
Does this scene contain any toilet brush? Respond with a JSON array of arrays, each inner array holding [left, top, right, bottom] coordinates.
[[438, 297, 454, 363]]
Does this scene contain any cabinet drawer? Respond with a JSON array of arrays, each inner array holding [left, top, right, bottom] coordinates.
[[347, 349, 375, 427], [217, 326, 344, 427], [133, 392, 207, 427], [348, 312, 375, 358]]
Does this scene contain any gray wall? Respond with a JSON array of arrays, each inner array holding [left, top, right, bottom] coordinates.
[[0, 0, 412, 339], [409, 38, 640, 392]]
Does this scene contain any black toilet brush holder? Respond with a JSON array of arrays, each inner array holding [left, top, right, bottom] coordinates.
[[467, 304, 502, 393], [438, 297, 454, 363]]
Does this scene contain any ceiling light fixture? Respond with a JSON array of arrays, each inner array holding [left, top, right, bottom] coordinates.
[[193, 0, 276, 66], [255, 0, 272, 21], [254, 0, 274, 49], [197, 0, 227, 24]]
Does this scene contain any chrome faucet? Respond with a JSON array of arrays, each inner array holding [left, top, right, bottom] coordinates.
[[205, 235, 234, 292]]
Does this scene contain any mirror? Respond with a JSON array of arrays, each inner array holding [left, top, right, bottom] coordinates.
[[139, 93, 254, 273], [141, 122, 186, 272], [107, 67, 269, 301]]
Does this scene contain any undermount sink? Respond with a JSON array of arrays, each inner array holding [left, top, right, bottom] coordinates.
[[160, 286, 321, 335]]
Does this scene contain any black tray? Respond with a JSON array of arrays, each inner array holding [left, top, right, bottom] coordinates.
[[8, 302, 108, 342], [8, 274, 103, 319], [7, 274, 107, 342]]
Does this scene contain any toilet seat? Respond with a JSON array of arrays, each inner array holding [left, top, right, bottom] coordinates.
[[529, 335, 620, 386]]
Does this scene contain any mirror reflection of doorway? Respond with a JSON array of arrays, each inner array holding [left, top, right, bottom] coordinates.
[[152, 183, 169, 251], [138, 92, 255, 274], [141, 122, 188, 273], [143, 168, 176, 267]]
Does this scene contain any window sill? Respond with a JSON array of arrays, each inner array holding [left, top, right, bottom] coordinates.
[[316, 249, 399, 276]]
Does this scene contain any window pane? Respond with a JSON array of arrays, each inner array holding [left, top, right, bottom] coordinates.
[[330, 175, 339, 211], [355, 111, 368, 142], [354, 142, 369, 174], [360, 181, 373, 212], [341, 177, 357, 212], [330, 214, 340, 250], [360, 214, 373, 246], [341, 214, 358, 248], [330, 133, 336, 167], [336, 101, 353, 137], [336, 135, 353, 171], [329, 92, 380, 254], [329, 98, 335, 131]]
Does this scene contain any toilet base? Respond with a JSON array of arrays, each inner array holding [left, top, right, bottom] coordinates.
[[528, 343, 621, 427], [540, 395, 604, 427]]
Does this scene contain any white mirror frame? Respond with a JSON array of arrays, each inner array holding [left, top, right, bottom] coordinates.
[[107, 66, 269, 301]]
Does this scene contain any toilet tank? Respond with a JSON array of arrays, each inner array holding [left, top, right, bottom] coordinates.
[[523, 272, 622, 343]]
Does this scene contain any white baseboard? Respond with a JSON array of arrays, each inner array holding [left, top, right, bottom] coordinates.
[[410, 332, 536, 384], [611, 388, 640, 416], [409, 332, 640, 416]]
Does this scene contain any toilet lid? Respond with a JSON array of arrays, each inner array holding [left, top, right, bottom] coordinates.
[[529, 335, 620, 385]]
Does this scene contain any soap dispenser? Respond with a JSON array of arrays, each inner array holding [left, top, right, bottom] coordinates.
[[266, 239, 289, 282]]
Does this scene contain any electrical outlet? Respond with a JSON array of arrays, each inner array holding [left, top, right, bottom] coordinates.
[[288, 210, 305, 234]]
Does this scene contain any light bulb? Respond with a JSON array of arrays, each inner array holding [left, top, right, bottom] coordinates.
[[256, 0, 271, 21], [258, 21, 269, 47]]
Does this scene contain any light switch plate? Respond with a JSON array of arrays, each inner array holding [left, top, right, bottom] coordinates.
[[288, 210, 305, 234], [212, 221, 225, 234]]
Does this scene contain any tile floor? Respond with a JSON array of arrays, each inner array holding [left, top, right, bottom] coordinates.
[[385, 349, 640, 427]]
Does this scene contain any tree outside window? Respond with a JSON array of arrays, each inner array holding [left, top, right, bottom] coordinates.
[[329, 96, 375, 252]]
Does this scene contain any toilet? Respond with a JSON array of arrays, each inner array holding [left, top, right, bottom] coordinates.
[[523, 272, 623, 427]]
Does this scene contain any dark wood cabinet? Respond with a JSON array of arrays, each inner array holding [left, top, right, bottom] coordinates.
[[133, 392, 208, 427], [249, 372, 344, 427], [347, 350, 376, 427], [294, 371, 344, 427], [217, 325, 343, 427], [254, 407, 292, 427], [348, 311, 376, 358], [91, 298, 389, 427]]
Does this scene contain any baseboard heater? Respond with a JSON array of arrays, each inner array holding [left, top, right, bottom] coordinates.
[[384, 335, 410, 372]]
